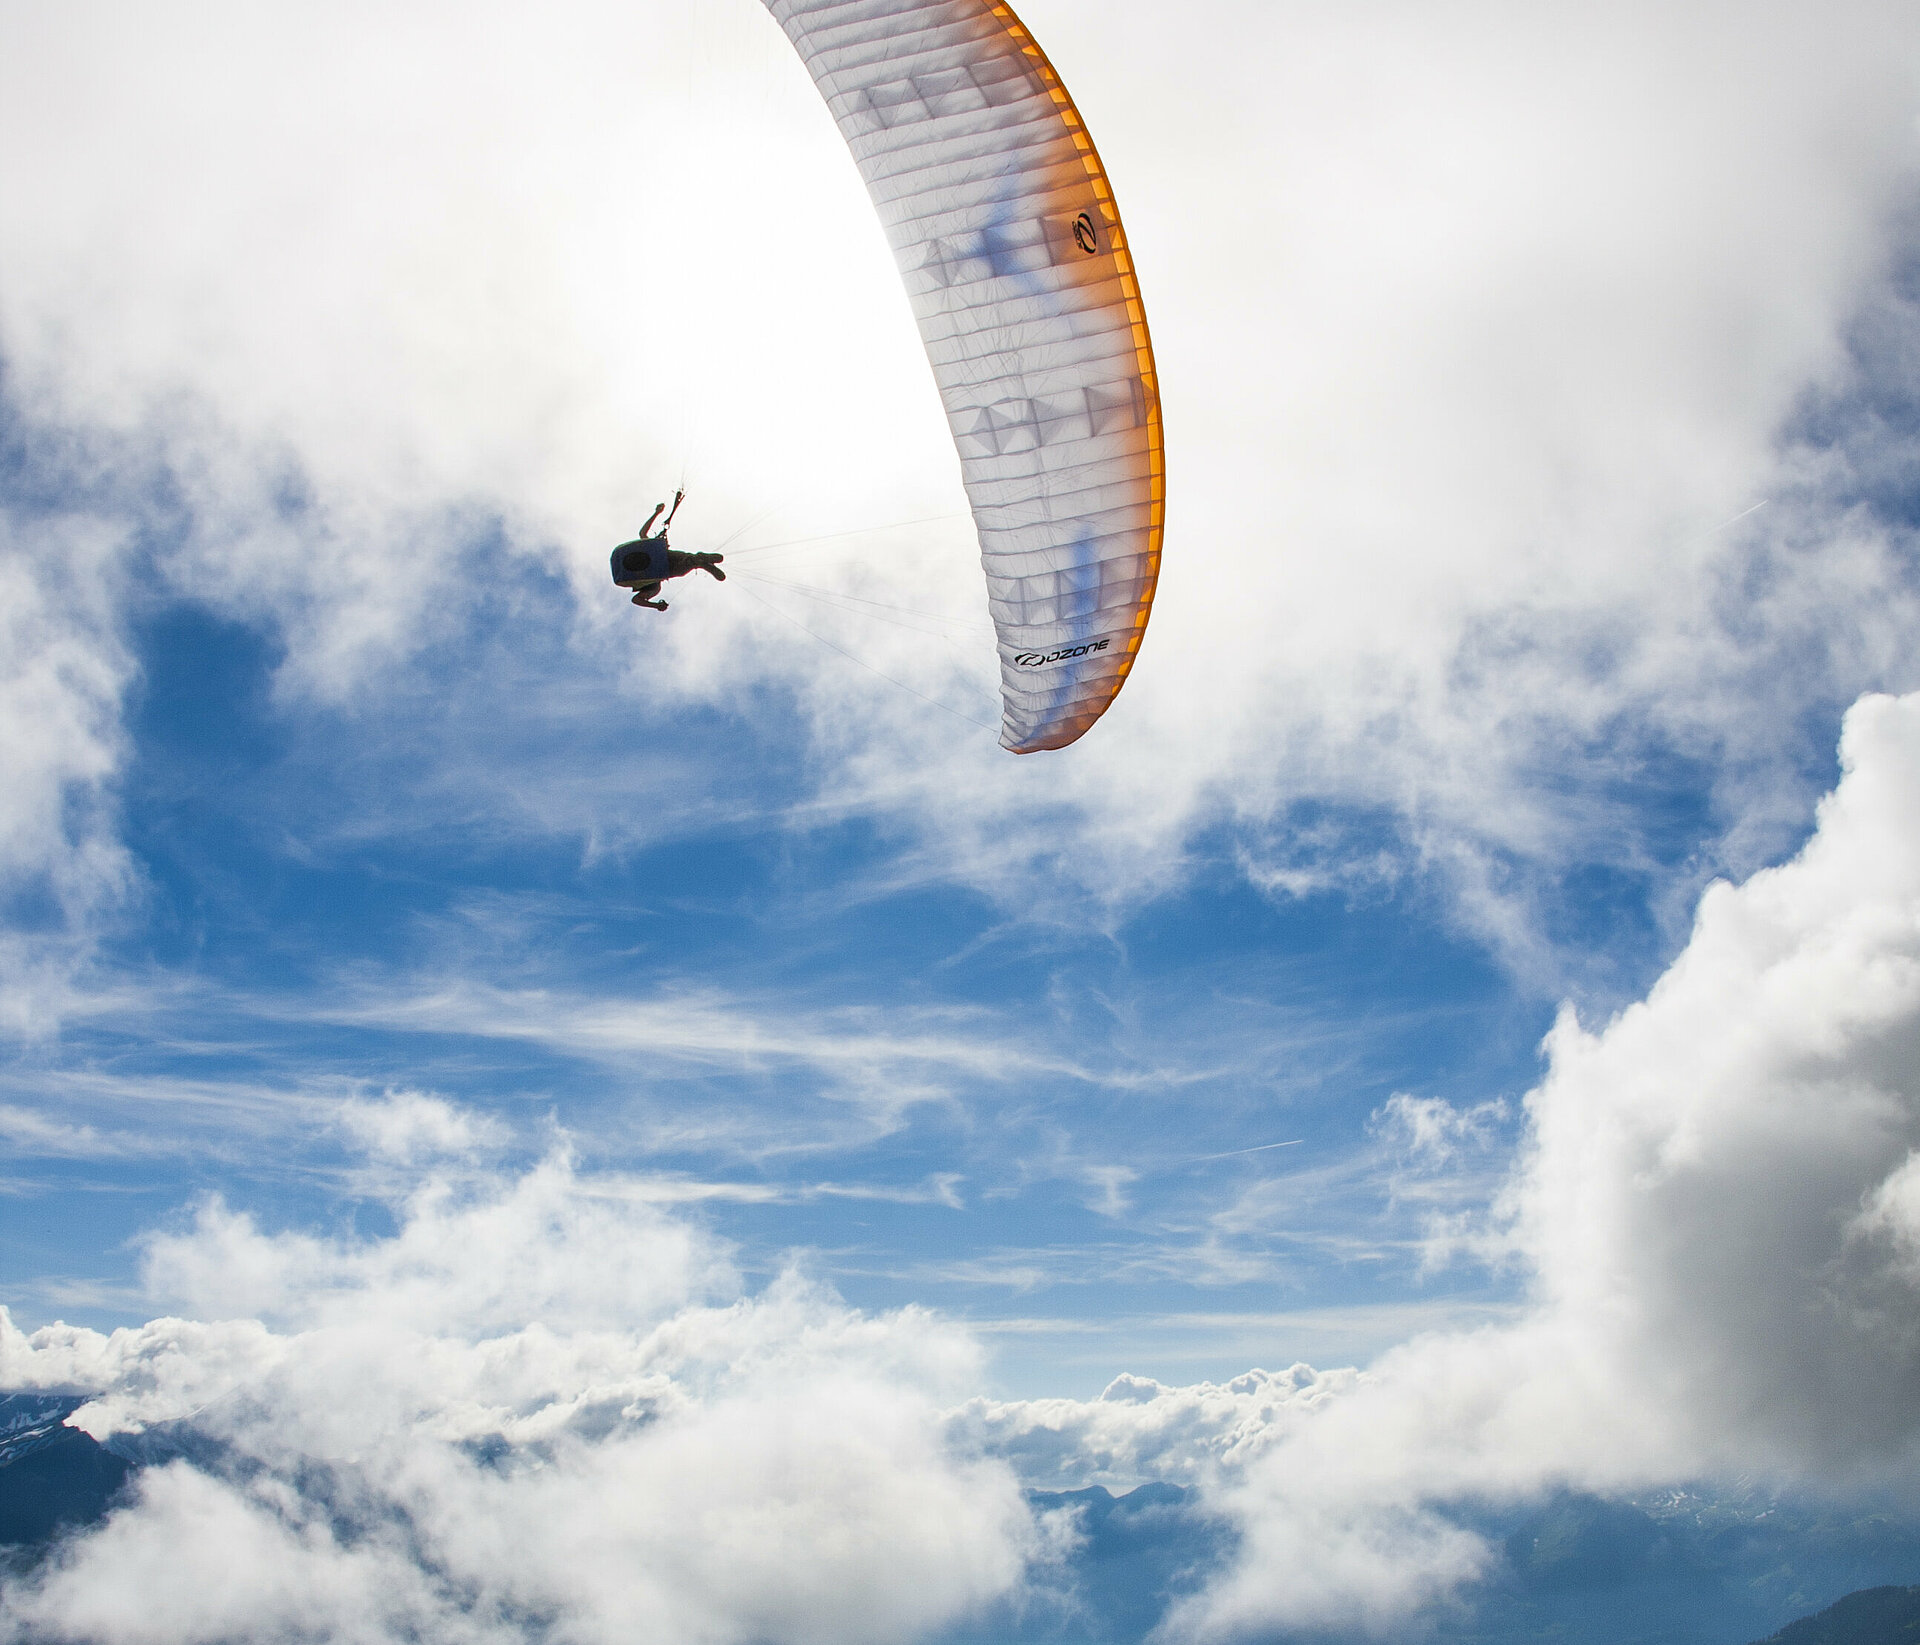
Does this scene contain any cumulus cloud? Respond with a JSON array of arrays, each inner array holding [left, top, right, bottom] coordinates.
[[951, 1365, 1360, 1493], [939, 690, 1920, 1637], [1498, 690, 1920, 1480], [0, 1096, 1035, 1645], [335, 1088, 511, 1166]]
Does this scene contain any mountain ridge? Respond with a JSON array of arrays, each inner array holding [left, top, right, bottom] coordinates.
[[1750, 1584, 1920, 1645]]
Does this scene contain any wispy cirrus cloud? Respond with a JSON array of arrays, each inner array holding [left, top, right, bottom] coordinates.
[[310, 977, 1090, 1085]]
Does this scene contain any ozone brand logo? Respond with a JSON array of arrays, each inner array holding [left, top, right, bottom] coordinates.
[[1072, 211, 1100, 254], [1014, 638, 1111, 669]]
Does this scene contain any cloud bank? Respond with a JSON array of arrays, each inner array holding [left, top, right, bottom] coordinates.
[[974, 691, 1920, 1637], [2, 1129, 1034, 1645]]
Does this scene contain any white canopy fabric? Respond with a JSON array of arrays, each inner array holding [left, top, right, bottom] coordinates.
[[762, 0, 1165, 752]]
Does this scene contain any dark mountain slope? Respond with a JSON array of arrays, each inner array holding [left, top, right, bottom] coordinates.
[[0, 1393, 131, 1548], [1753, 1584, 1920, 1645]]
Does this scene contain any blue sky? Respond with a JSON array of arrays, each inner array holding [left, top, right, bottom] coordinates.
[[6, 3, 1920, 1642], [5, 549, 1545, 1393]]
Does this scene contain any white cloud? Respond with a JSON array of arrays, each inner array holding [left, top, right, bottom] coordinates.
[[1366, 1093, 1516, 1271], [1494, 689, 1920, 1481], [0, 507, 138, 1033], [2, 0, 1918, 977], [335, 1089, 510, 1165], [295, 975, 1117, 1150], [0, 1097, 1035, 1645], [313, 977, 1074, 1086], [952, 1365, 1361, 1493], [1371, 1094, 1507, 1168], [949, 690, 1920, 1637]]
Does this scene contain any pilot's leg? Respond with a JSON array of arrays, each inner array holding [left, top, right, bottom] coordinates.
[[666, 550, 725, 582]]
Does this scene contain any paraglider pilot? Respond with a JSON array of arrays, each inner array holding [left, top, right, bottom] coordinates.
[[609, 491, 726, 611]]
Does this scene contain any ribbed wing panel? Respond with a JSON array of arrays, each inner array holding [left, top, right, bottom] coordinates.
[[762, 0, 1164, 753]]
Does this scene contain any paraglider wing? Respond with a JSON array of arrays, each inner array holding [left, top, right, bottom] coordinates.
[[762, 0, 1164, 753]]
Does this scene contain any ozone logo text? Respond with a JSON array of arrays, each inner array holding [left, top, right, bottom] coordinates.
[[1013, 638, 1111, 669]]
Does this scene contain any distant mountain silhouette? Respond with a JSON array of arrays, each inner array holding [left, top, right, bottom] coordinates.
[[1023, 1483, 1224, 1642], [1751, 1584, 1920, 1644], [0, 1393, 131, 1547]]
